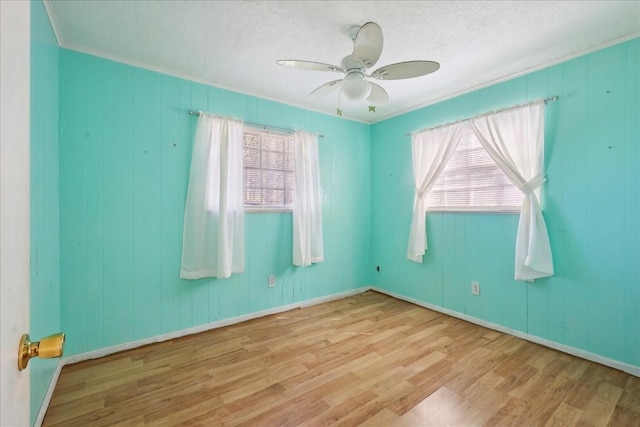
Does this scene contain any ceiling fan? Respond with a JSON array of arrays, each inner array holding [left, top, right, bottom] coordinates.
[[277, 22, 440, 111]]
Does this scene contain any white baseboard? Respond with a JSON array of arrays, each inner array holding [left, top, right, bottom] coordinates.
[[37, 284, 639, 424], [33, 359, 63, 427], [371, 287, 640, 378], [62, 286, 370, 366], [36, 286, 370, 424]]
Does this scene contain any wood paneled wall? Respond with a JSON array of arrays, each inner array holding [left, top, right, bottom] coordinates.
[[58, 50, 372, 356], [370, 38, 639, 370]]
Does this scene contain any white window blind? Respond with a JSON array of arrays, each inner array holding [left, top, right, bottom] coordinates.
[[426, 124, 524, 212], [243, 129, 295, 209]]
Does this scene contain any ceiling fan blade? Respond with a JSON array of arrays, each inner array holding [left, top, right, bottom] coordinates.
[[370, 61, 440, 80], [308, 79, 342, 101], [277, 60, 343, 73], [367, 82, 389, 104], [351, 22, 383, 69]]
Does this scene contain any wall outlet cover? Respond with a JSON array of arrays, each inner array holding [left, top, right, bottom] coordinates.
[[471, 281, 480, 295]]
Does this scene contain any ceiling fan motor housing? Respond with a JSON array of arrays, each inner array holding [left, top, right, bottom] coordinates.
[[340, 55, 364, 73]]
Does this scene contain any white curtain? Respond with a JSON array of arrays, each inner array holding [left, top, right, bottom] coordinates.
[[470, 101, 553, 281], [180, 114, 245, 279], [407, 122, 465, 262], [293, 131, 324, 266]]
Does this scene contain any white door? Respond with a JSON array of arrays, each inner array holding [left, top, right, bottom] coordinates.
[[1, 1, 32, 425]]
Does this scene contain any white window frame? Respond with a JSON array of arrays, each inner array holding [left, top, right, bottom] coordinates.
[[426, 123, 524, 213], [243, 127, 295, 212]]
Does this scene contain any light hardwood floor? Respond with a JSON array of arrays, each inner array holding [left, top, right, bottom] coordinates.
[[43, 291, 639, 426]]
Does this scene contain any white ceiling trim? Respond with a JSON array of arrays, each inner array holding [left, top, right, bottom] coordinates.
[[42, 1, 370, 124], [57, 40, 370, 125], [42, 0, 62, 48], [42, 0, 640, 124], [383, 32, 640, 123]]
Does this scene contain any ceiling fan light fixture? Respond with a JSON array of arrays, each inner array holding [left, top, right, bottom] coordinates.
[[341, 74, 371, 101]]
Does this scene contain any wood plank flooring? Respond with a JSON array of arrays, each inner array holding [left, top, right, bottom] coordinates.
[[43, 291, 640, 426]]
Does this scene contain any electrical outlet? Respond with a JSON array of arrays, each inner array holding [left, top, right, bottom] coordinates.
[[471, 281, 480, 295], [268, 275, 276, 288]]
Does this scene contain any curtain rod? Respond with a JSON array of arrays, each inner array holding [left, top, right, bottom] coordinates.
[[188, 110, 324, 138], [405, 96, 559, 137]]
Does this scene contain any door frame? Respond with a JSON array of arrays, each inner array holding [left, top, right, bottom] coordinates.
[[1, 1, 32, 425]]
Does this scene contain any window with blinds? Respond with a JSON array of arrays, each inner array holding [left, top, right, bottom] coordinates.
[[243, 129, 295, 210], [426, 124, 524, 212]]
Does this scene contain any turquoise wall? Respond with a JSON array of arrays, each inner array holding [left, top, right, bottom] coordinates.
[[30, 0, 60, 424], [49, 25, 638, 414], [28, 4, 638, 422], [58, 49, 372, 356], [371, 39, 639, 368]]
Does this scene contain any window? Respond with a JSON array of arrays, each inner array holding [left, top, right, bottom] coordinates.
[[426, 124, 524, 212], [243, 128, 295, 210]]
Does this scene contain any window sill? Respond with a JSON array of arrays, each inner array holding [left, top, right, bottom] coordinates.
[[426, 208, 521, 214], [245, 207, 292, 214]]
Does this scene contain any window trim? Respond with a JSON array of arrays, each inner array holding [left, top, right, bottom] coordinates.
[[242, 127, 295, 212], [425, 123, 524, 214]]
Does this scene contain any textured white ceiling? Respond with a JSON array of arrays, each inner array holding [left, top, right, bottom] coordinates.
[[44, 0, 639, 123]]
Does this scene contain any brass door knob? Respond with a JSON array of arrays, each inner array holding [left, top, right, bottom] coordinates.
[[18, 333, 65, 371]]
